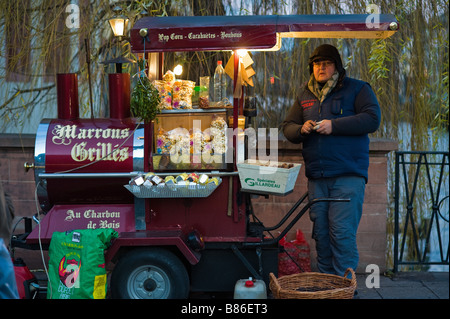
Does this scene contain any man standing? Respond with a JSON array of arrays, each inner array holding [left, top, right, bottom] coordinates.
[[282, 44, 381, 276]]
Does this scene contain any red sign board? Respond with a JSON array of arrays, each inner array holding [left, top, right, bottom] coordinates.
[[130, 14, 399, 53], [131, 16, 278, 52], [45, 118, 136, 173], [27, 204, 136, 244]]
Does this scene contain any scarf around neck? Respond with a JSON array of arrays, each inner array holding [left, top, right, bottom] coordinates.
[[307, 71, 339, 103]]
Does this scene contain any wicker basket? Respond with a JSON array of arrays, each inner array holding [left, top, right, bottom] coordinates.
[[269, 268, 357, 299]]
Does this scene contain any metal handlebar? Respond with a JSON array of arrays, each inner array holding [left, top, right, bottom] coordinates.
[[244, 192, 350, 247]]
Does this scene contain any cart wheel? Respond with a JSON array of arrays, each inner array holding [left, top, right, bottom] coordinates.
[[110, 248, 189, 299]]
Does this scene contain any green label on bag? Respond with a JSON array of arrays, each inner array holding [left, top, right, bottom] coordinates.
[[55, 253, 81, 299], [93, 274, 107, 299], [48, 228, 118, 299]]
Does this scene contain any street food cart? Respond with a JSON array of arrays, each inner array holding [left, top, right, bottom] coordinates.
[[15, 14, 398, 299]]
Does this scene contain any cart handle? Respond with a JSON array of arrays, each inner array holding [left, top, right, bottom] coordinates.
[[262, 191, 309, 232], [244, 195, 350, 247]]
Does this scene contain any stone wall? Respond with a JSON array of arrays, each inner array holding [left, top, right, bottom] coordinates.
[[0, 134, 36, 225]]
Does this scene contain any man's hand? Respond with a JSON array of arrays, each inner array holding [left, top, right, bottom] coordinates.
[[301, 120, 316, 135], [314, 119, 332, 135]]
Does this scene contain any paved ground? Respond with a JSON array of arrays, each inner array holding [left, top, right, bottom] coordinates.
[[27, 270, 448, 299], [12, 249, 449, 300], [356, 271, 449, 299]]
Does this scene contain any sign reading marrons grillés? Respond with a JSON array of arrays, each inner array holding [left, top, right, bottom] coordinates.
[[45, 119, 135, 173], [51, 124, 130, 163]]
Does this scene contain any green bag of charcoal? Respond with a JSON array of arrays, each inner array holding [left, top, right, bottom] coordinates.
[[47, 228, 118, 299]]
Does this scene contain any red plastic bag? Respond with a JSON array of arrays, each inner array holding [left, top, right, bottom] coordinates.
[[278, 229, 311, 276]]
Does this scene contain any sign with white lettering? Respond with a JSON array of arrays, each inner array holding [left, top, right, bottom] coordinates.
[[131, 16, 278, 52], [26, 204, 135, 244], [130, 15, 399, 53], [45, 119, 135, 173], [143, 26, 276, 52]]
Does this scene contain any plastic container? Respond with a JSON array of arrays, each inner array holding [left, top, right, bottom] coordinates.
[[237, 160, 301, 194], [213, 61, 226, 102], [233, 277, 267, 299], [199, 76, 210, 98]]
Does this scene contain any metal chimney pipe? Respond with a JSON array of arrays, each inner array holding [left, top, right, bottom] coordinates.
[[109, 73, 131, 119], [56, 73, 79, 120]]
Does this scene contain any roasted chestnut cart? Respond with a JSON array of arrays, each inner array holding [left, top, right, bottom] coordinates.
[[15, 14, 399, 299]]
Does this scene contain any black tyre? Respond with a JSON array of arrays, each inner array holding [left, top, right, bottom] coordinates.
[[110, 248, 189, 299]]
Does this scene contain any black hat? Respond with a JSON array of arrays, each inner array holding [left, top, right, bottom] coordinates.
[[308, 44, 344, 75]]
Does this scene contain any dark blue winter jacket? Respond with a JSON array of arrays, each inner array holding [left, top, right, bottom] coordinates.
[[282, 76, 381, 182]]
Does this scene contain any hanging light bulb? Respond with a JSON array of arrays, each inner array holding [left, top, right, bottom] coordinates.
[[236, 49, 248, 58], [173, 64, 183, 76]]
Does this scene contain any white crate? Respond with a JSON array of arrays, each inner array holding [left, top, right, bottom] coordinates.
[[237, 160, 301, 194]]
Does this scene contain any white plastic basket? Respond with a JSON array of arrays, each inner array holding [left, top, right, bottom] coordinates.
[[237, 160, 301, 194]]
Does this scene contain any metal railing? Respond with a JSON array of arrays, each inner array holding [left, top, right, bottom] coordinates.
[[394, 151, 449, 272]]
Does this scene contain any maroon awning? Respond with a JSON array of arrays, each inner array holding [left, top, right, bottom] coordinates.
[[130, 14, 399, 53]]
